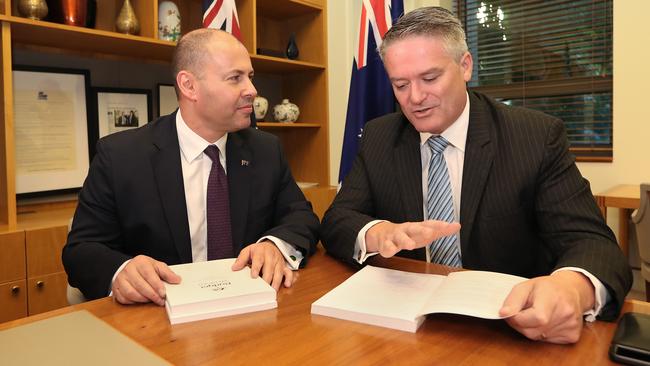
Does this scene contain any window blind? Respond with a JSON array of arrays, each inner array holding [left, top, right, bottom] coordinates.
[[455, 0, 613, 160]]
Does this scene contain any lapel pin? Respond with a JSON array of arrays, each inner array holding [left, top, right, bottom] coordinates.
[[241, 160, 250, 166]]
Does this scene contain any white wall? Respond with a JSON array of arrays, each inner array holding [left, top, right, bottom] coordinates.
[[576, 1, 650, 194]]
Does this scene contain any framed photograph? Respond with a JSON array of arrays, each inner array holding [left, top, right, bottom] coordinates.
[[12, 65, 91, 196], [93, 87, 152, 140], [157, 83, 177, 117]]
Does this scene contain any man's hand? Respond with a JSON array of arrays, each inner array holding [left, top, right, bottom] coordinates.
[[365, 220, 461, 258], [499, 271, 596, 344], [232, 241, 294, 290], [112, 255, 181, 306]]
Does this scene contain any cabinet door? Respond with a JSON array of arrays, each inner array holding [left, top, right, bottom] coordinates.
[[0, 231, 26, 283], [27, 272, 69, 315], [25, 226, 67, 277], [0, 279, 28, 323]]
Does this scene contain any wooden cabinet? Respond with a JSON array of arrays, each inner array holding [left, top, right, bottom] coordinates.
[[0, 231, 27, 323], [0, 224, 69, 323], [0, 0, 332, 228]]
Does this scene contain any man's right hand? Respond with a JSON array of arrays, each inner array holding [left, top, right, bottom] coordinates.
[[365, 220, 461, 258], [112, 255, 181, 306]]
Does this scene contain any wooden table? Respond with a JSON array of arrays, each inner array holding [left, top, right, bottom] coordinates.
[[595, 184, 641, 257], [1, 249, 648, 365]]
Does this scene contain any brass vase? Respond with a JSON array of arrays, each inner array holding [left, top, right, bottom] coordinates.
[[17, 0, 49, 20], [115, 0, 140, 35]]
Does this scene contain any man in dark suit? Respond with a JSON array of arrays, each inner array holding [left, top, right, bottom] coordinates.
[[321, 7, 631, 344], [63, 29, 319, 305]]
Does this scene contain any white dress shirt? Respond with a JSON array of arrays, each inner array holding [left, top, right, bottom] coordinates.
[[352, 92, 607, 321]]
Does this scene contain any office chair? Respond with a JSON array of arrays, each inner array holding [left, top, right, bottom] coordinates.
[[66, 217, 87, 305], [631, 183, 650, 302]]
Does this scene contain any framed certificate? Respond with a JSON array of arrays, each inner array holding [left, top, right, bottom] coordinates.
[[12, 65, 91, 195]]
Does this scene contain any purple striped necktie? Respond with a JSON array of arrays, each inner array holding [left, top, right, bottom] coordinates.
[[204, 145, 233, 260]]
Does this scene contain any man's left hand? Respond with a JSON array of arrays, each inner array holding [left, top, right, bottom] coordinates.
[[231, 240, 295, 291], [499, 271, 595, 344]]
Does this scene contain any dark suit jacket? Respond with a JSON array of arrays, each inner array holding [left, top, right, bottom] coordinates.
[[321, 91, 631, 320], [63, 112, 319, 300]]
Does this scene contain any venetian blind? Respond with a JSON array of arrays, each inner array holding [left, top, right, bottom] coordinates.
[[455, 0, 613, 160]]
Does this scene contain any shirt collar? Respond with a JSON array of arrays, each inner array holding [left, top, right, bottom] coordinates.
[[419, 92, 470, 152], [176, 110, 228, 163]]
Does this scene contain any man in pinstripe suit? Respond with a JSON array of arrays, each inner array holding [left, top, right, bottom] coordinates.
[[321, 7, 631, 344]]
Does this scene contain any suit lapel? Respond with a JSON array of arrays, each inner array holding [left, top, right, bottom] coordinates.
[[150, 113, 192, 263], [460, 92, 495, 251], [394, 116, 424, 222], [226, 132, 252, 253]]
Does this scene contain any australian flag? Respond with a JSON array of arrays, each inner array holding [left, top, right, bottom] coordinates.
[[203, 0, 241, 41], [338, 0, 404, 183]]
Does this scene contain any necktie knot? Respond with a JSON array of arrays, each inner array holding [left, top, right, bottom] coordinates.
[[204, 145, 220, 163], [427, 136, 450, 156]]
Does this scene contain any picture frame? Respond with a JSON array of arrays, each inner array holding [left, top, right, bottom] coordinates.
[[157, 83, 177, 117], [90, 87, 152, 155], [12, 65, 91, 196]]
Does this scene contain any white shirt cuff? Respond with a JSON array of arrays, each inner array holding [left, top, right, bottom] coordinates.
[[108, 259, 131, 297], [553, 267, 610, 322], [353, 220, 386, 264], [259, 235, 303, 270]]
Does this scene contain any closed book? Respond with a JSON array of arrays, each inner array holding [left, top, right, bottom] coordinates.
[[311, 265, 526, 333], [164, 259, 277, 325]]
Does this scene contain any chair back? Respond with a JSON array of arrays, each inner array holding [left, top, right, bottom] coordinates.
[[66, 217, 87, 305], [632, 183, 650, 281]]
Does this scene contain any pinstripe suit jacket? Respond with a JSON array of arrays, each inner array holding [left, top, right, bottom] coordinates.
[[321, 91, 631, 320]]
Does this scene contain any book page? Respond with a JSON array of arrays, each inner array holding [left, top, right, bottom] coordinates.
[[421, 271, 527, 319], [314, 266, 446, 322]]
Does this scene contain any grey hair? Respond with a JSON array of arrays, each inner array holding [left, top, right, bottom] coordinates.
[[379, 6, 468, 62]]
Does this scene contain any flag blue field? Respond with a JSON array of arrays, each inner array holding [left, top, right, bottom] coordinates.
[[338, 0, 404, 183]]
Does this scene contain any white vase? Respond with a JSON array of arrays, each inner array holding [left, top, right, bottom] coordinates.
[[253, 96, 268, 121], [158, 1, 181, 42], [273, 99, 300, 123]]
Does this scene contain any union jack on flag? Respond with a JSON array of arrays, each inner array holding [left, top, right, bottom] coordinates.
[[339, 0, 404, 183], [203, 0, 241, 41]]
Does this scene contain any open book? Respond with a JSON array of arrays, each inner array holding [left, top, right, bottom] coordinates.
[[164, 259, 277, 325], [311, 265, 527, 332]]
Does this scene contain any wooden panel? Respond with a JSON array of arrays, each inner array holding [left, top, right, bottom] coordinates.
[[174, 0, 203, 38], [132, 0, 156, 38], [0, 230, 25, 282], [26, 271, 68, 315], [0, 22, 16, 227], [257, 0, 322, 19], [16, 203, 76, 231], [0, 279, 27, 323], [25, 225, 67, 277], [256, 11, 323, 65], [302, 185, 336, 220]]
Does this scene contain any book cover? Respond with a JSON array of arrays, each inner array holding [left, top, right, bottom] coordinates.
[[311, 265, 526, 333], [164, 259, 277, 325]]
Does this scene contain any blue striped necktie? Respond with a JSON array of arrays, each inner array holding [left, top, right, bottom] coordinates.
[[426, 136, 461, 267]]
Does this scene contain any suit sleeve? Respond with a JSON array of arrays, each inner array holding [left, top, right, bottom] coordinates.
[[534, 119, 632, 320], [62, 139, 132, 300], [321, 132, 380, 265], [261, 140, 320, 266]]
